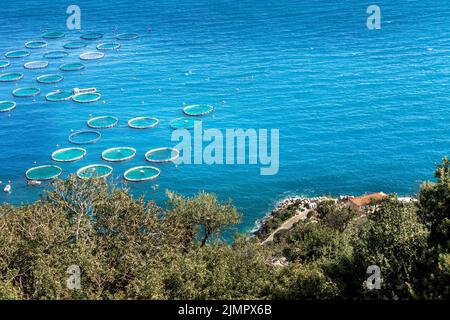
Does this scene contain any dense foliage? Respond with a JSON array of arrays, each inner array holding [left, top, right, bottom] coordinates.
[[0, 158, 449, 300]]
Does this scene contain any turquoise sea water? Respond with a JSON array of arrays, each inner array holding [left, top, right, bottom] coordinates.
[[0, 0, 449, 232]]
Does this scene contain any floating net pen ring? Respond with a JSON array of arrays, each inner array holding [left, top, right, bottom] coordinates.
[[116, 33, 139, 40], [42, 31, 65, 39], [79, 51, 104, 60], [127, 117, 159, 129], [63, 41, 87, 49], [24, 60, 49, 70], [145, 147, 180, 163], [5, 50, 30, 58], [72, 92, 101, 103], [25, 41, 48, 49], [45, 90, 73, 102], [51, 147, 87, 162], [170, 117, 202, 130], [0, 60, 10, 68], [68, 130, 101, 145], [124, 166, 161, 182], [37, 74, 64, 84], [0, 72, 24, 82], [44, 51, 69, 59], [87, 116, 119, 129], [96, 43, 121, 50], [0, 101, 16, 113], [183, 104, 214, 116], [76, 164, 113, 179], [12, 87, 41, 98], [59, 62, 85, 71], [25, 165, 63, 181], [80, 32, 103, 40], [101, 147, 137, 162]]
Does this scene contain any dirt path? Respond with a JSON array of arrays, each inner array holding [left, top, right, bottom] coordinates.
[[261, 209, 310, 245]]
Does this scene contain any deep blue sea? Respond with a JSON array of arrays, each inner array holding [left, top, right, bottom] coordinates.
[[1, 0, 449, 232]]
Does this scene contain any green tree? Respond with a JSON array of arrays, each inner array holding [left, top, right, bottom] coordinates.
[[270, 262, 340, 299], [167, 191, 241, 247], [316, 200, 358, 232], [274, 222, 349, 263], [417, 157, 450, 299], [418, 157, 450, 249], [128, 237, 274, 299], [351, 200, 429, 299]]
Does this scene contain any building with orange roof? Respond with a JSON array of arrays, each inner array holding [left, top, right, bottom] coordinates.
[[348, 192, 388, 209]]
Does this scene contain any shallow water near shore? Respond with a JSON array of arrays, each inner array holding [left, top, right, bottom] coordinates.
[[1, 0, 450, 232]]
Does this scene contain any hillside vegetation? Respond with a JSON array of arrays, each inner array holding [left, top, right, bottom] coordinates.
[[0, 158, 449, 300]]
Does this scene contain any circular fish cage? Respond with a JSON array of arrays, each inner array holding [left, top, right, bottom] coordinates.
[[72, 92, 101, 103], [37, 74, 64, 84], [25, 40, 48, 49], [87, 116, 119, 129], [59, 62, 85, 71], [170, 117, 202, 130], [77, 164, 113, 179], [0, 101, 16, 113], [0, 72, 24, 82], [80, 32, 103, 40], [102, 147, 136, 162], [25, 165, 62, 181], [45, 90, 73, 102], [183, 104, 214, 116], [96, 43, 121, 50], [127, 117, 159, 129], [124, 166, 161, 182], [79, 51, 104, 60], [116, 33, 139, 40], [44, 51, 69, 59], [0, 60, 10, 68], [24, 60, 49, 70], [13, 87, 41, 98], [63, 41, 87, 49], [69, 130, 101, 145], [5, 50, 30, 58], [145, 147, 180, 163], [42, 31, 65, 39], [51, 147, 87, 162]]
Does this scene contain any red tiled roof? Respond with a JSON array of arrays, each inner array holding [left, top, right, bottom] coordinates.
[[349, 192, 388, 207]]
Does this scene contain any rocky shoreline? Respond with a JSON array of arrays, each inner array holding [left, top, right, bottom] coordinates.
[[253, 195, 333, 240], [253, 193, 416, 240]]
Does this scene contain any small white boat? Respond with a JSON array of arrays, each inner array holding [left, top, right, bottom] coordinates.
[[73, 87, 97, 95], [3, 184, 11, 193]]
